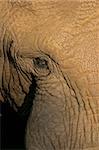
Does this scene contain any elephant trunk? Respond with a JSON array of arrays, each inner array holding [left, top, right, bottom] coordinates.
[[26, 70, 99, 150]]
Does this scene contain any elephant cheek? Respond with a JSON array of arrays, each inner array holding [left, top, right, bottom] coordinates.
[[2, 59, 30, 108]]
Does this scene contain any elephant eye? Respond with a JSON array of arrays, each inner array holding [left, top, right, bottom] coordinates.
[[32, 56, 53, 77], [33, 57, 49, 70]]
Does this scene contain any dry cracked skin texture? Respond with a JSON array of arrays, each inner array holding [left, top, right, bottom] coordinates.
[[0, 0, 99, 150]]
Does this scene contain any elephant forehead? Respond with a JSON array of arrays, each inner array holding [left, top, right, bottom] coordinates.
[[3, 0, 99, 70], [4, 0, 98, 38], [6, 1, 98, 50], [4, 1, 78, 55], [10, 18, 98, 71]]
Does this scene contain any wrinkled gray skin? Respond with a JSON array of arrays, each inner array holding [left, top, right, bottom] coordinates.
[[0, 1, 99, 150]]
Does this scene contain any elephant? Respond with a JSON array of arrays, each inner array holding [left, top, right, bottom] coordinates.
[[0, 0, 99, 150]]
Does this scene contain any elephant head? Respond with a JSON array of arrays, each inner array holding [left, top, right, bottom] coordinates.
[[0, 0, 99, 150]]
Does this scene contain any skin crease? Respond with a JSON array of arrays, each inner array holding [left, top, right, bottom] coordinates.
[[0, 0, 99, 150]]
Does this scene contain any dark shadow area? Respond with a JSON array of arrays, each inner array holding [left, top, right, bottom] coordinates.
[[0, 101, 27, 150], [0, 76, 36, 150]]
